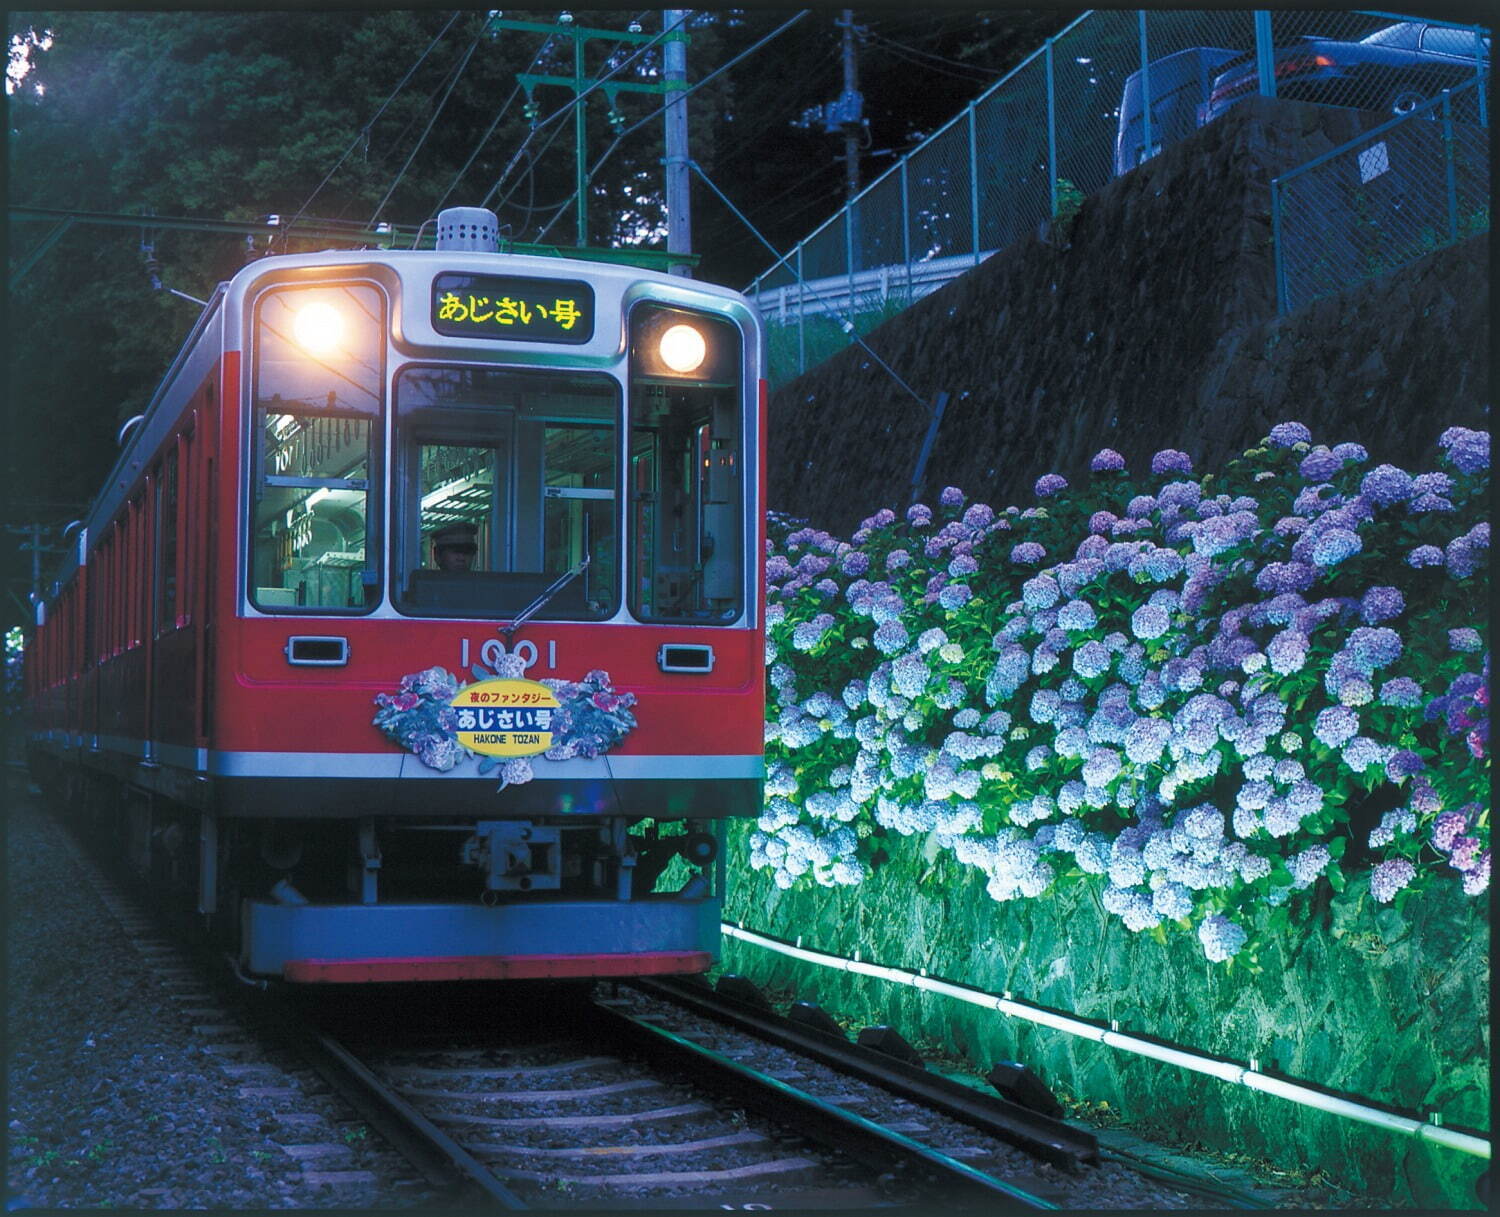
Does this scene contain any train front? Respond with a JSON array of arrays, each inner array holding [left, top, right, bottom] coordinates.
[[222, 209, 765, 982]]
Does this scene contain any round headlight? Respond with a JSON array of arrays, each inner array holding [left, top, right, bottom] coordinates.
[[658, 323, 707, 374], [293, 301, 344, 355]]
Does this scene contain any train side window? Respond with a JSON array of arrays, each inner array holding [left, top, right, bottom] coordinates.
[[156, 447, 178, 634], [249, 282, 384, 613], [393, 366, 618, 620], [628, 304, 744, 624]]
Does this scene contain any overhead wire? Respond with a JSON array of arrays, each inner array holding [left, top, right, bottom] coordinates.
[[287, 10, 463, 231], [367, 17, 487, 226]]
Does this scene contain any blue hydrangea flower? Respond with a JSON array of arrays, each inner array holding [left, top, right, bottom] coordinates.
[[1034, 473, 1068, 497], [1450, 627, 1483, 652], [1370, 858, 1417, 903], [1378, 676, 1423, 707], [1091, 448, 1126, 472], [1058, 598, 1098, 631], [1439, 426, 1490, 475], [1197, 915, 1248, 962], [872, 620, 909, 654], [1268, 421, 1312, 447], [1331, 441, 1368, 464], [1345, 626, 1403, 672], [1254, 561, 1317, 594], [1073, 640, 1113, 679], [1311, 528, 1362, 568], [939, 486, 965, 507], [1359, 585, 1404, 624], [1360, 464, 1415, 505], [1152, 449, 1193, 475], [1342, 736, 1387, 772], [907, 503, 932, 527], [1011, 541, 1047, 566], [1314, 705, 1359, 747]]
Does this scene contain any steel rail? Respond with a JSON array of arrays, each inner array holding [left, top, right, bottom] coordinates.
[[277, 1017, 530, 1209], [636, 976, 1098, 1170], [586, 995, 1057, 1209]]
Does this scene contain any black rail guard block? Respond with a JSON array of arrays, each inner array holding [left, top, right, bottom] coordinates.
[[635, 976, 1099, 1170], [714, 973, 775, 1010], [986, 1061, 1066, 1120], [787, 1001, 850, 1040], [857, 1025, 926, 1068]]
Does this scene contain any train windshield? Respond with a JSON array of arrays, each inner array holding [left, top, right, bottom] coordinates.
[[248, 282, 385, 613], [393, 367, 619, 620], [628, 304, 745, 624]]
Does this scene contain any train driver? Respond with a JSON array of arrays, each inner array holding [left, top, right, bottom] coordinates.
[[429, 522, 479, 572]]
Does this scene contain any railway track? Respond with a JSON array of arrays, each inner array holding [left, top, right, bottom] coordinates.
[[292, 984, 1064, 1209], [31, 778, 1270, 1210]]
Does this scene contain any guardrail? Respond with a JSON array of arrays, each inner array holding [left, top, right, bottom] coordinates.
[[752, 9, 1490, 385], [1271, 77, 1490, 313]]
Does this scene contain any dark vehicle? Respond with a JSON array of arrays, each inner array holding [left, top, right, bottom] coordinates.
[[1114, 45, 1242, 177], [1201, 21, 1490, 125]]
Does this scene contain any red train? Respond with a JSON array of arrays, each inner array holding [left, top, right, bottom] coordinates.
[[25, 207, 766, 983]]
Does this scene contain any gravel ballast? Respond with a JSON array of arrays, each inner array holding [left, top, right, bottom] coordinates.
[[4, 777, 434, 1209]]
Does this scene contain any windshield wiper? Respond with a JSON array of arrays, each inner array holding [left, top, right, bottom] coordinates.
[[501, 556, 590, 645]]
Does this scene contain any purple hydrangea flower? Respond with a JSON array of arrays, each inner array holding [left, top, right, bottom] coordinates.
[[1407, 544, 1444, 568], [907, 503, 933, 527], [1011, 541, 1047, 566], [1073, 640, 1113, 679], [1387, 750, 1426, 779], [1152, 449, 1193, 475], [1034, 473, 1069, 498], [1088, 510, 1118, 535], [1431, 808, 1472, 852], [1268, 421, 1312, 448], [1345, 626, 1402, 671], [1254, 561, 1318, 594], [1331, 441, 1368, 465], [1370, 858, 1416, 903], [1359, 586, 1404, 624], [1131, 603, 1171, 641], [840, 551, 870, 577], [1298, 447, 1341, 481], [1360, 464, 1415, 505], [1438, 426, 1490, 475], [939, 486, 965, 508], [1091, 448, 1126, 472], [963, 503, 995, 529], [1378, 677, 1424, 708]]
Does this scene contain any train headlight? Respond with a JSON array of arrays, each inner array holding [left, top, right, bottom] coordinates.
[[658, 323, 707, 374], [293, 301, 344, 355]]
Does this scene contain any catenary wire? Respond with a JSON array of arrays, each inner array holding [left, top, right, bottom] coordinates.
[[288, 11, 462, 231], [367, 20, 486, 226]]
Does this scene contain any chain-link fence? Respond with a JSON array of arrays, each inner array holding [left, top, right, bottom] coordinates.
[[751, 9, 1491, 386], [1272, 77, 1489, 313]]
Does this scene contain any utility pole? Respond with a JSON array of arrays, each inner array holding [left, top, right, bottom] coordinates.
[[838, 10, 861, 205], [663, 10, 692, 277]]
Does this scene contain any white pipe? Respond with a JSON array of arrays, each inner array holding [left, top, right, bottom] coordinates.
[[720, 923, 1490, 1161]]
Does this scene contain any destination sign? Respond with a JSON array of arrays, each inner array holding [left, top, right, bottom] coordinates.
[[432, 273, 595, 344], [450, 678, 561, 757]]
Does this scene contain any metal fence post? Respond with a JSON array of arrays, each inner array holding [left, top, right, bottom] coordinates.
[[901, 158, 912, 301], [1254, 11, 1276, 99], [1442, 91, 1459, 244], [1045, 37, 1058, 218], [1270, 176, 1287, 313], [797, 244, 806, 377], [1138, 11, 1152, 169], [845, 209, 855, 334], [969, 103, 981, 266], [1476, 26, 1489, 128]]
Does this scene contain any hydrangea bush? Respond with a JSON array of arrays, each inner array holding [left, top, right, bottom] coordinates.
[[758, 424, 1490, 965]]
